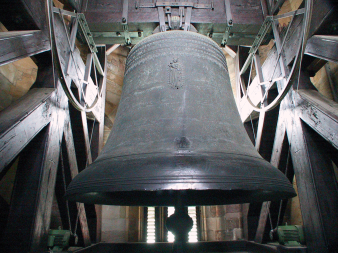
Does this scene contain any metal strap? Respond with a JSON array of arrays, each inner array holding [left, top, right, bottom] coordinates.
[[122, 0, 129, 24], [158, 7, 166, 32], [123, 25, 131, 45], [224, 0, 232, 25], [184, 7, 192, 31], [221, 0, 233, 46], [179, 7, 184, 28], [66, 16, 79, 76], [122, 0, 131, 44]]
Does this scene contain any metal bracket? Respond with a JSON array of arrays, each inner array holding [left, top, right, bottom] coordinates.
[[240, 16, 273, 75], [92, 31, 143, 38], [184, 7, 192, 31], [65, 16, 79, 76], [165, 6, 172, 28], [179, 7, 184, 28], [77, 13, 104, 76], [158, 7, 166, 32], [122, 0, 129, 24], [122, 0, 131, 44], [221, 0, 233, 46]]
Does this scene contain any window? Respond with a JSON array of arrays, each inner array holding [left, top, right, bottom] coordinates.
[[146, 206, 198, 243], [146, 207, 156, 243]]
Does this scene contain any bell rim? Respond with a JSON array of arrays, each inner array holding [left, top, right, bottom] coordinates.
[[65, 153, 296, 206]]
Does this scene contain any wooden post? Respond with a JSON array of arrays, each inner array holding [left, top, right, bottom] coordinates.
[[284, 72, 338, 252], [0, 87, 67, 252]]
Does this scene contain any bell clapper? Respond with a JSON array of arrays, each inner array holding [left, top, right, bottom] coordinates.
[[166, 194, 193, 253]]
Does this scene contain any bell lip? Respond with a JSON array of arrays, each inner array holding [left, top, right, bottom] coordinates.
[[65, 153, 296, 206], [65, 189, 296, 206]]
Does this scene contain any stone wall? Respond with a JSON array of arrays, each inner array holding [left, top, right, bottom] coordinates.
[[101, 206, 128, 242], [101, 45, 131, 243], [201, 205, 243, 241]]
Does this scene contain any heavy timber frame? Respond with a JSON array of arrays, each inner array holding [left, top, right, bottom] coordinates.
[[236, 1, 338, 253], [0, 0, 337, 252], [0, 0, 106, 252]]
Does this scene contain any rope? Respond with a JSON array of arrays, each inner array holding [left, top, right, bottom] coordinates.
[[249, 114, 256, 141]]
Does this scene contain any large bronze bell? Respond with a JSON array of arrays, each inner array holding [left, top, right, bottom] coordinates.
[[66, 31, 296, 206]]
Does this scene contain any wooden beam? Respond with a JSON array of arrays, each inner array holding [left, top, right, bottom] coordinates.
[[309, 0, 335, 37], [106, 44, 120, 56], [222, 46, 236, 58], [29, 89, 67, 252], [64, 115, 92, 246], [0, 0, 48, 33], [255, 109, 287, 243], [325, 64, 338, 102], [300, 123, 338, 252], [0, 30, 50, 66], [0, 84, 68, 252], [21, 0, 50, 33], [296, 89, 338, 150], [305, 35, 338, 63], [239, 0, 336, 121], [84, 0, 263, 45], [270, 0, 286, 15], [287, 114, 338, 252], [0, 88, 55, 173], [278, 71, 338, 252], [254, 54, 266, 151], [0, 125, 50, 252], [86, 45, 107, 242]]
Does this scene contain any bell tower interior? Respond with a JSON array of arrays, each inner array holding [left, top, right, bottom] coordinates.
[[0, 0, 338, 252]]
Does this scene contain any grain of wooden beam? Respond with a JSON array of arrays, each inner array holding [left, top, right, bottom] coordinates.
[[305, 35, 338, 63], [64, 115, 92, 246], [0, 88, 55, 173], [296, 89, 338, 150], [0, 30, 50, 66]]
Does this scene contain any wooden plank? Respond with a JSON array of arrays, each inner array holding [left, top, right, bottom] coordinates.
[[29, 85, 68, 252], [0, 88, 55, 173], [0, 80, 68, 252], [0, 0, 44, 32], [85, 0, 263, 45], [0, 30, 50, 66], [285, 106, 327, 252], [254, 54, 266, 151], [325, 64, 338, 102], [64, 114, 92, 246], [85, 46, 107, 242], [21, 0, 49, 32], [255, 109, 286, 243], [308, 0, 335, 37], [296, 89, 338, 150], [239, 0, 335, 121], [280, 71, 338, 252], [85, 0, 263, 25], [0, 124, 51, 252], [305, 35, 338, 63], [300, 123, 338, 252]]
